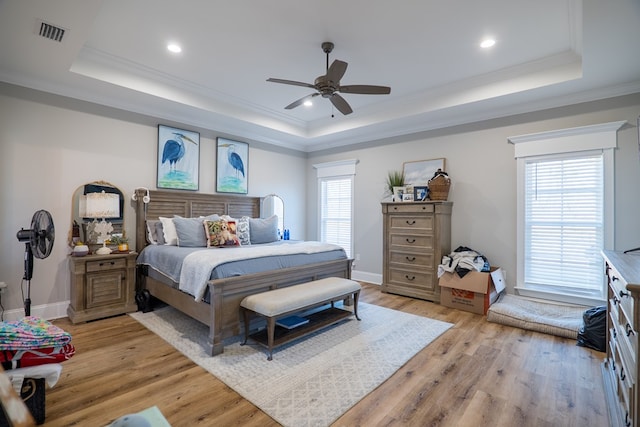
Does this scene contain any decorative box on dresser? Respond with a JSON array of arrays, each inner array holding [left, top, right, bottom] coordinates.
[[381, 201, 452, 302], [68, 252, 138, 323], [602, 250, 640, 427]]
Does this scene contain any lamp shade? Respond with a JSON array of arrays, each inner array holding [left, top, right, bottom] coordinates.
[[82, 191, 120, 219]]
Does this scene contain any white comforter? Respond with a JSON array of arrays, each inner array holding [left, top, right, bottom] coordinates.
[[179, 241, 343, 301]]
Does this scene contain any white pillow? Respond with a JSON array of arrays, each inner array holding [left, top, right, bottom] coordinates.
[[159, 216, 179, 246]]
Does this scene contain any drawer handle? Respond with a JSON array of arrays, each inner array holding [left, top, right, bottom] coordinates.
[[405, 275, 415, 281], [99, 261, 116, 267], [612, 275, 619, 281], [613, 296, 619, 305], [405, 256, 416, 262], [393, 206, 398, 211], [625, 411, 631, 427], [612, 328, 617, 339], [620, 366, 626, 381], [406, 220, 416, 225], [406, 238, 416, 244], [619, 289, 630, 298], [625, 323, 634, 337]]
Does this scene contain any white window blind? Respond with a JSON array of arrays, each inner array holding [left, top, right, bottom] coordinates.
[[523, 153, 603, 297], [510, 121, 624, 304], [320, 177, 353, 258], [314, 159, 357, 259]]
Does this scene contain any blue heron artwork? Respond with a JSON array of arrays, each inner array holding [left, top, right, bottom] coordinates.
[[157, 125, 199, 190], [216, 138, 248, 194]]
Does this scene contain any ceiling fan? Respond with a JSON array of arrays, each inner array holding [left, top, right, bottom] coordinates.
[[267, 42, 391, 115]]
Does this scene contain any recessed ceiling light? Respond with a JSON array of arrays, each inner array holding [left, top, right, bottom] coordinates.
[[167, 43, 182, 53], [480, 38, 496, 49]]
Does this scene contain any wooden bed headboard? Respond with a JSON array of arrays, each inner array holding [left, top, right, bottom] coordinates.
[[134, 189, 261, 252]]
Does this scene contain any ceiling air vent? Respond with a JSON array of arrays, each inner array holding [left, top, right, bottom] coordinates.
[[37, 21, 66, 42]]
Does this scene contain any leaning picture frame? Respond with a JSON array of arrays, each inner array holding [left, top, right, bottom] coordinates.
[[403, 158, 446, 186], [157, 125, 199, 191], [217, 138, 248, 194], [413, 185, 429, 202]]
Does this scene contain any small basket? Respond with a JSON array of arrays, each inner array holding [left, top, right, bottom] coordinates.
[[428, 170, 451, 201]]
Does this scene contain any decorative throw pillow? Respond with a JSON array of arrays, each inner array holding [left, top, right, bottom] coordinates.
[[249, 215, 279, 244], [204, 219, 241, 247], [236, 216, 251, 245], [155, 221, 166, 245], [174, 214, 219, 247], [145, 220, 161, 245], [159, 216, 179, 246]]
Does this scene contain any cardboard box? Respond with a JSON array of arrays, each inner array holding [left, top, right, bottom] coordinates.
[[439, 267, 504, 315]]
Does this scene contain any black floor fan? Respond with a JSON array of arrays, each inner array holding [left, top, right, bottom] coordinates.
[[16, 210, 55, 316]]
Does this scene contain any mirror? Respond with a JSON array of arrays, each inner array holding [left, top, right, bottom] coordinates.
[[70, 181, 124, 249], [262, 194, 284, 234]]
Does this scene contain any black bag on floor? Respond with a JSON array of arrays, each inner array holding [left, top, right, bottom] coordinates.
[[576, 305, 607, 352]]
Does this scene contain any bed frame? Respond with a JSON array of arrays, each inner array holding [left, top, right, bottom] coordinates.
[[134, 189, 353, 356]]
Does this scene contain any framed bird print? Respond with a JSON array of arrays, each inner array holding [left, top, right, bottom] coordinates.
[[157, 125, 199, 190], [216, 138, 248, 194]]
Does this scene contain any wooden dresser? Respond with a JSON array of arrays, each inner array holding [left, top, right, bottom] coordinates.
[[602, 250, 640, 427], [381, 201, 452, 302]]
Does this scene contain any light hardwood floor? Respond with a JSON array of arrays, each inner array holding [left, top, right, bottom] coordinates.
[[45, 283, 608, 426]]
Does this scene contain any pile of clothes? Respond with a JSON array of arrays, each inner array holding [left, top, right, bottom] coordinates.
[[0, 316, 75, 424], [438, 246, 491, 278]]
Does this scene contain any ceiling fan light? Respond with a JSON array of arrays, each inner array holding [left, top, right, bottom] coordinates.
[[480, 38, 496, 49], [303, 100, 313, 107]]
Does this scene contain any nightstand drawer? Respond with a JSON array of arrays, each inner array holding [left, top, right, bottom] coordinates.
[[86, 258, 127, 272]]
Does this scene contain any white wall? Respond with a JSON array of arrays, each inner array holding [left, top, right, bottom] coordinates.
[[307, 93, 640, 293], [0, 84, 307, 319]]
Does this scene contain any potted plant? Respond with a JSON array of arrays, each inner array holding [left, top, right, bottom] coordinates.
[[386, 170, 405, 200], [108, 235, 129, 252]]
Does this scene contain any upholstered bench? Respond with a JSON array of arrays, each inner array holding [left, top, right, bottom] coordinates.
[[240, 277, 361, 360]]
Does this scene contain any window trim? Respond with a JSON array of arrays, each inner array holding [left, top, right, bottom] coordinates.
[[509, 121, 625, 305]]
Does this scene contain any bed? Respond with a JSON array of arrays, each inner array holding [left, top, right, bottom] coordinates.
[[133, 189, 353, 356]]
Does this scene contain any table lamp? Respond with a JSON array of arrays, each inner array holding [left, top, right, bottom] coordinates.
[[80, 190, 120, 255]]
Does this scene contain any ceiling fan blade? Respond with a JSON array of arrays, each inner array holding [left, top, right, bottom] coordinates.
[[330, 93, 353, 115], [285, 93, 319, 110], [267, 78, 315, 89], [326, 60, 348, 82], [339, 85, 391, 95]]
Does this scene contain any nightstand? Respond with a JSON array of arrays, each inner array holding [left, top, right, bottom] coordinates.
[[68, 252, 138, 323]]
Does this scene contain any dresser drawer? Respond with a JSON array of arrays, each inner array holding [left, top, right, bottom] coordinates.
[[385, 203, 435, 214], [389, 268, 434, 289], [86, 258, 127, 272], [389, 215, 433, 233], [609, 265, 635, 321], [389, 251, 434, 268], [389, 233, 433, 250]]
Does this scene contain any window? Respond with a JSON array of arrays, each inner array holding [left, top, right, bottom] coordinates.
[[314, 160, 357, 258], [510, 121, 625, 305]]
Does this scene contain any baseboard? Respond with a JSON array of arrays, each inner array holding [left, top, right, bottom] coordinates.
[[351, 270, 381, 285], [1, 300, 69, 322]]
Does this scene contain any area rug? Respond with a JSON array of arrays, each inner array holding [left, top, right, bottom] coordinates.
[[130, 303, 452, 427], [487, 294, 586, 339]]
